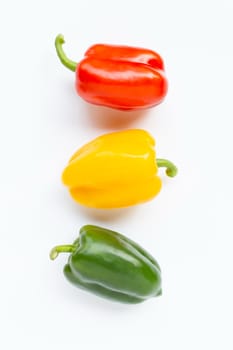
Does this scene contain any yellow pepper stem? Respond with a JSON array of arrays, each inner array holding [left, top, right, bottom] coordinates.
[[156, 158, 178, 177]]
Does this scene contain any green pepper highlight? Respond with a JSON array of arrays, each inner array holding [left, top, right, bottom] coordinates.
[[50, 225, 162, 304]]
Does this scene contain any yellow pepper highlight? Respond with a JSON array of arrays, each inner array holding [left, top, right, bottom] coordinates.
[[62, 129, 177, 209]]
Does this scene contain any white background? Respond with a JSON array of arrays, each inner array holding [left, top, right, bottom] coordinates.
[[0, 0, 233, 349]]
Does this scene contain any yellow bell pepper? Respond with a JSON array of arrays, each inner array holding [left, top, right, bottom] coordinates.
[[62, 129, 177, 208]]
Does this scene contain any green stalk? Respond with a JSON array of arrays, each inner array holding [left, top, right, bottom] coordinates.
[[157, 158, 178, 177], [55, 34, 77, 72], [50, 245, 75, 260]]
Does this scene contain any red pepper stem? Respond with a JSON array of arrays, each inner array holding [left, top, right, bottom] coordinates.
[[156, 158, 178, 177], [50, 245, 75, 260], [55, 34, 77, 72]]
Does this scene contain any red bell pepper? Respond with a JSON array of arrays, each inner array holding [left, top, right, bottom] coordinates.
[[55, 34, 168, 111]]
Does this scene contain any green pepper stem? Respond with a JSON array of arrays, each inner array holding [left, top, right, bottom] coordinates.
[[55, 34, 77, 72], [50, 245, 75, 260], [156, 158, 178, 177]]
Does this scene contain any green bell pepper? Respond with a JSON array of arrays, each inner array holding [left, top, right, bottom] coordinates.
[[50, 225, 162, 304]]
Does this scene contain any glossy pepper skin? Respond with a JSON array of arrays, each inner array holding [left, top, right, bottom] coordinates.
[[50, 225, 162, 304], [55, 34, 168, 111], [62, 129, 178, 209]]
